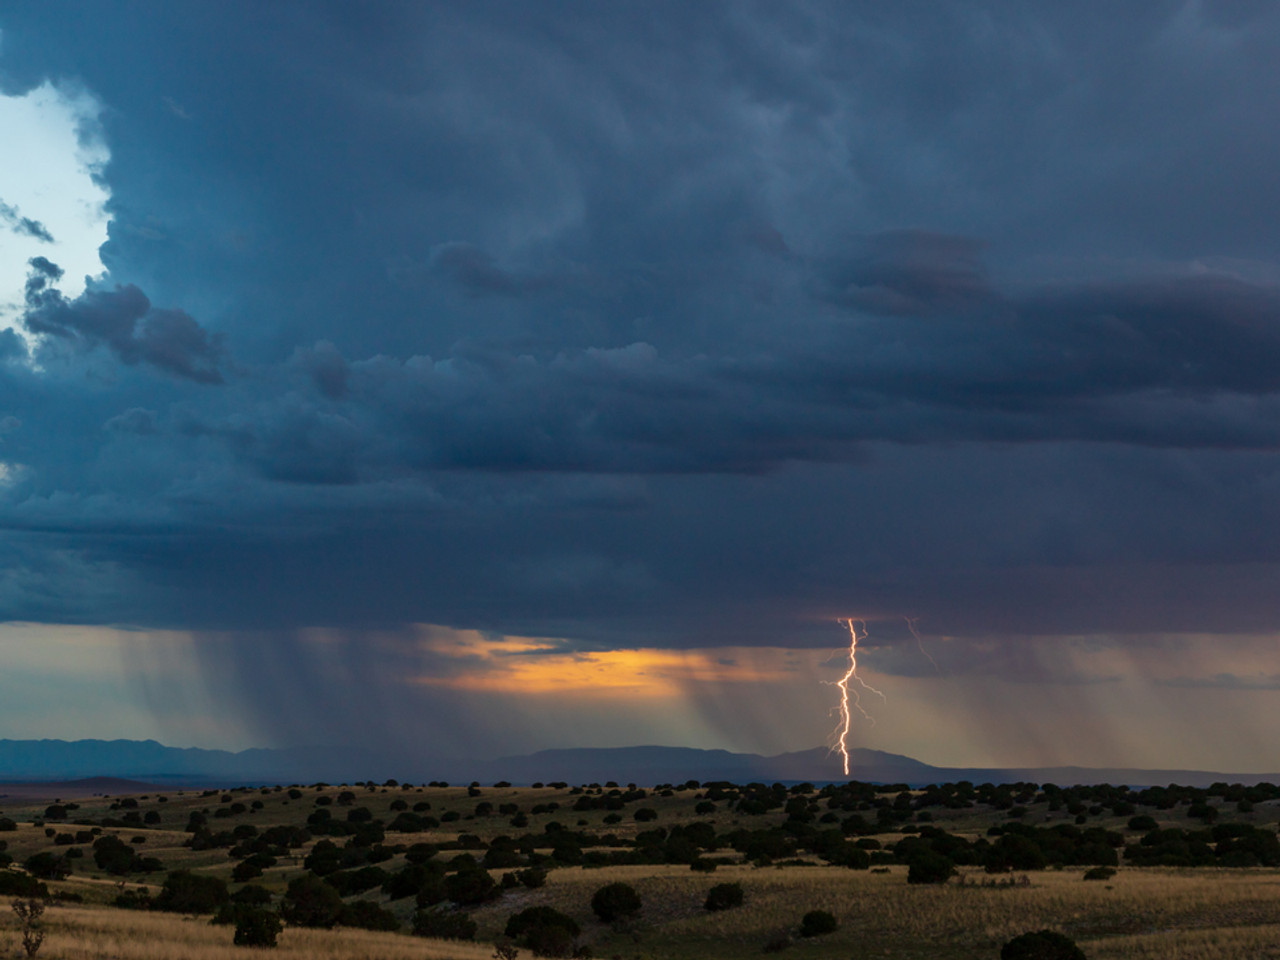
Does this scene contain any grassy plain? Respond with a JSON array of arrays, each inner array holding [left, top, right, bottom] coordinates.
[[1, 779, 1279, 958]]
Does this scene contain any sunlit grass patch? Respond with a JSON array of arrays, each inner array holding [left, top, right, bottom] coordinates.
[[3, 904, 494, 960]]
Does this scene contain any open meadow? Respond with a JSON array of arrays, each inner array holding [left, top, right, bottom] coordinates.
[[2, 776, 1279, 959]]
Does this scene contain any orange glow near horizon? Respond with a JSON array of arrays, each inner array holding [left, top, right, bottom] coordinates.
[[410, 633, 796, 697]]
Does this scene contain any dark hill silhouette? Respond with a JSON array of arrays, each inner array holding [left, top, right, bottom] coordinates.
[[0, 776, 163, 800], [1, 738, 1276, 788]]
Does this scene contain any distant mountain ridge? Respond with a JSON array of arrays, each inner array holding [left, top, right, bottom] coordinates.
[[1, 738, 1277, 789], [475, 745, 1280, 789], [0, 777, 163, 801]]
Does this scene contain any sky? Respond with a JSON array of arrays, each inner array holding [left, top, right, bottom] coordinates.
[[2, 1, 1280, 773]]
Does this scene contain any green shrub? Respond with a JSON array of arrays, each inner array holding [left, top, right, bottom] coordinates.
[[443, 866, 498, 905], [505, 906, 581, 956], [907, 850, 955, 885], [405, 842, 439, 864], [0, 872, 49, 898], [92, 835, 139, 875], [340, 899, 400, 931], [1000, 929, 1086, 959], [506, 906, 581, 940], [525, 923, 576, 957], [115, 889, 153, 910], [1083, 866, 1116, 881], [591, 881, 642, 923], [704, 882, 744, 912], [414, 871, 448, 907], [799, 909, 837, 937], [24, 852, 71, 880], [1187, 802, 1217, 823], [154, 870, 230, 914], [411, 906, 477, 940], [232, 884, 271, 906], [326, 865, 389, 896], [232, 854, 276, 883], [280, 874, 344, 928], [233, 908, 282, 947], [515, 866, 547, 888]]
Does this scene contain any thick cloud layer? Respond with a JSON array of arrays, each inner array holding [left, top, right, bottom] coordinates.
[[3, 2, 1280, 757], [23, 258, 224, 383]]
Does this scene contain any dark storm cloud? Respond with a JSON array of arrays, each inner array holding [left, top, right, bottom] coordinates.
[[173, 260, 1280, 489], [0, 200, 54, 242], [103, 407, 158, 435], [821, 231, 993, 317], [292, 341, 349, 400], [427, 242, 560, 299], [3, 0, 1280, 726], [21, 259, 224, 383]]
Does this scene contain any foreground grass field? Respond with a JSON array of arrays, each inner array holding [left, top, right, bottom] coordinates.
[[4, 866, 1280, 959], [2, 777, 1279, 958]]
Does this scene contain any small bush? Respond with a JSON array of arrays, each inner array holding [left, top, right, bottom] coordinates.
[[704, 882, 744, 912], [506, 906, 582, 941], [591, 881, 642, 923], [153, 869, 230, 914], [232, 853, 276, 883], [233, 908, 282, 947], [506, 906, 582, 956], [12, 897, 45, 959], [280, 874, 344, 928], [405, 842, 439, 864], [444, 866, 498, 905], [526, 924, 576, 957], [115, 889, 153, 910], [516, 866, 547, 888], [1083, 866, 1116, 881], [92, 835, 140, 875], [411, 906, 477, 940], [24, 852, 71, 880], [340, 899, 400, 931], [232, 884, 272, 905], [907, 850, 955, 885], [798, 910, 837, 938], [1001, 929, 1086, 959]]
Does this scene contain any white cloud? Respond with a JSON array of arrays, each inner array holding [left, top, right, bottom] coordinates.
[[0, 80, 111, 332]]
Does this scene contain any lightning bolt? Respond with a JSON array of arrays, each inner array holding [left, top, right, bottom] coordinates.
[[830, 618, 886, 776], [905, 616, 941, 675]]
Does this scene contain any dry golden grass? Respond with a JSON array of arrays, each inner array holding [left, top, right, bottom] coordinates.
[[7, 781, 1280, 958], [463, 863, 1280, 959], [6, 863, 1280, 959], [1, 905, 493, 960]]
